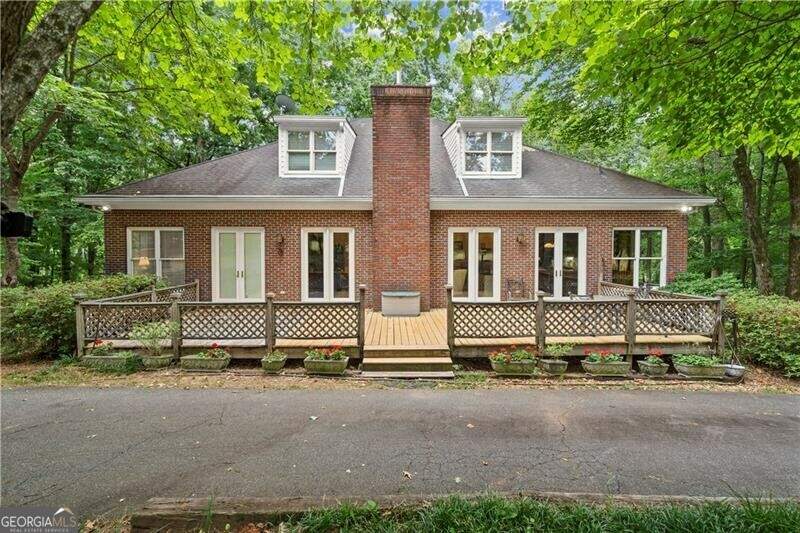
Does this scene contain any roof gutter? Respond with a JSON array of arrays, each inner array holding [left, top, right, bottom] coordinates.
[[76, 195, 373, 211], [429, 196, 716, 211]]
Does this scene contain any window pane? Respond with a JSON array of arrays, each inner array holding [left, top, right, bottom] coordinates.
[[561, 232, 579, 296], [243, 232, 262, 299], [315, 130, 337, 151], [131, 230, 155, 260], [490, 153, 512, 172], [452, 232, 470, 298], [161, 259, 185, 285], [640, 230, 663, 258], [288, 131, 309, 150], [333, 232, 350, 299], [219, 233, 237, 299], [639, 259, 662, 286], [131, 260, 156, 276], [307, 232, 324, 299], [288, 152, 310, 171], [464, 131, 487, 151], [491, 131, 513, 151], [613, 230, 635, 257], [538, 233, 555, 296], [477, 232, 494, 298], [314, 151, 337, 171], [465, 152, 487, 172], [612, 258, 634, 286], [160, 230, 183, 259]]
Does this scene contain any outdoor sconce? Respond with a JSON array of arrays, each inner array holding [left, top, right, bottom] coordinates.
[[516, 232, 529, 246], [276, 235, 285, 256]]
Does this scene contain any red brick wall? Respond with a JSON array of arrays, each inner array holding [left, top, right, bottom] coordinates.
[[370, 86, 432, 310], [104, 210, 373, 303], [429, 210, 688, 308]]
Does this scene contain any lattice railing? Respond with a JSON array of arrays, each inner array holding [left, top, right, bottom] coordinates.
[[597, 281, 637, 297], [179, 303, 266, 340], [635, 299, 718, 336], [273, 302, 359, 339], [452, 301, 537, 338], [155, 282, 199, 303], [83, 302, 172, 339], [544, 300, 627, 337]]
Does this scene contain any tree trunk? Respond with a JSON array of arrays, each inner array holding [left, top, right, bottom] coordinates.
[[0, 0, 102, 142], [1, 171, 23, 286], [733, 145, 773, 294], [702, 206, 712, 277], [783, 154, 800, 300], [60, 223, 72, 282], [86, 242, 97, 276]]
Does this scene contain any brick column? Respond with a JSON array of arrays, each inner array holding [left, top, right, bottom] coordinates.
[[371, 85, 432, 310]]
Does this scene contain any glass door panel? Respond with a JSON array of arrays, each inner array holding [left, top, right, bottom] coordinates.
[[218, 232, 237, 300], [214, 229, 264, 301], [537, 232, 555, 296], [477, 232, 495, 298], [306, 232, 325, 299], [451, 232, 470, 298], [332, 231, 350, 299], [243, 232, 263, 299], [561, 232, 579, 296]]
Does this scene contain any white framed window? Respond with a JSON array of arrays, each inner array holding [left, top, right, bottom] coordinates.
[[447, 228, 501, 302], [301, 228, 355, 301], [463, 130, 514, 175], [286, 129, 338, 174], [126, 227, 185, 285], [612, 228, 667, 287]]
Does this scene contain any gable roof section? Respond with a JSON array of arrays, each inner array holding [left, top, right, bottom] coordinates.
[[78, 117, 714, 210]]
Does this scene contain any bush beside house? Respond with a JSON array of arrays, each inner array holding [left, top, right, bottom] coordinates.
[[666, 273, 800, 378], [0, 274, 159, 362]]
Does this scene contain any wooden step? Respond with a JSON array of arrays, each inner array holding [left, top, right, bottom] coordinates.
[[360, 371, 455, 380], [363, 345, 450, 358], [360, 357, 454, 372]]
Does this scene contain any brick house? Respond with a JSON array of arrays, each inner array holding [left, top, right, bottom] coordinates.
[[78, 85, 714, 312]]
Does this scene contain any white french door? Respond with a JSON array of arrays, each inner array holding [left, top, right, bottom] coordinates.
[[535, 228, 586, 298], [448, 228, 501, 302], [301, 228, 355, 302], [212, 228, 264, 302]]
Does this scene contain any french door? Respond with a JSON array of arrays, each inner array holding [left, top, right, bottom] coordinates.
[[212, 228, 264, 302], [448, 228, 501, 302], [535, 229, 586, 298], [301, 228, 355, 301]]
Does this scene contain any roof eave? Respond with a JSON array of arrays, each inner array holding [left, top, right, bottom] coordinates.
[[77, 195, 372, 211], [429, 196, 716, 211]]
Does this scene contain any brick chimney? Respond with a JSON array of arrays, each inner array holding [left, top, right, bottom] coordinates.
[[371, 85, 432, 310]]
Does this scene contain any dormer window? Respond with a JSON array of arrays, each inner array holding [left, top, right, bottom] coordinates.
[[275, 116, 356, 179], [464, 131, 514, 174]]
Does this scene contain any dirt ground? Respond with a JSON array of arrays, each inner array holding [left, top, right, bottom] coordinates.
[[1, 358, 797, 394]]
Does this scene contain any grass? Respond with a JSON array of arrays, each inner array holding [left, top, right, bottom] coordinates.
[[286, 495, 800, 533]]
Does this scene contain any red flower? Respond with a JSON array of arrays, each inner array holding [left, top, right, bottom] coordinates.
[[211, 342, 219, 349], [583, 347, 592, 356], [93, 339, 103, 346]]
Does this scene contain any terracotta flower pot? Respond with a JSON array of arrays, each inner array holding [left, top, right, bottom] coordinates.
[[180, 354, 231, 372], [538, 359, 568, 376], [581, 360, 631, 376], [304, 357, 349, 375], [490, 359, 537, 377]]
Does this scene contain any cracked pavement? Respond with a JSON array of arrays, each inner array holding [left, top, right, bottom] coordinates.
[[1, 387, 798, 518]]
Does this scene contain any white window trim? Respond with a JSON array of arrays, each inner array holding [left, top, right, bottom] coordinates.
[[533, 228, 587, 298], [210, 227, 265, 302], [126, 227, 185, 283], [612, 227, 668, 287], [284, 128, 340, 177], [461, 128, 516, 178], [300, 228, 356, 302], [447, 227, 502, 302]]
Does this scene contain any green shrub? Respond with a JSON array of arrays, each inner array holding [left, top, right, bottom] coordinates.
[[673, 354, 721, 367], [130, 321, 178, 357], [0, 274, 159, 362], [665, 272, 743, 296]]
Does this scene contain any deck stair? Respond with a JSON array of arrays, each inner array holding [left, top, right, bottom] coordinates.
[[360, 344, 454, 378]]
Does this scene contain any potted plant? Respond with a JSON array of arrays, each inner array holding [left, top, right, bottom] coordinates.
[[672, 354, 727, 378], [130, 321, 178, 369], [303, 345, 349, 375], [82, 340, 141, 372], [489, 345, 538, 376], [638, 347, 669, 377], [261, 350, 288, 374], [581, 349, 630, 376], [180, 343, 231, 372], [539, 343, 573, 375]]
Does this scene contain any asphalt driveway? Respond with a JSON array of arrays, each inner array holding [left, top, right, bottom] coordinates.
[[2, 387, 798, 518]]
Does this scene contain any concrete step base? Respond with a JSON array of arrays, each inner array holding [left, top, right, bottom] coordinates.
[[360, 371, 455, 380], [361, 357, 454, 372]]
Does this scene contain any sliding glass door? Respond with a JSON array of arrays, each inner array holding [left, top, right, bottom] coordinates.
[[536, 229, 586, 298], [302, 228, 354, 301], [448, 228, 501, 302], [212, 228, 264, 302]]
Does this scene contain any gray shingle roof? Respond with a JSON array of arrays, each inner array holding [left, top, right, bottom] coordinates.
[[87, 117, 705, 201]]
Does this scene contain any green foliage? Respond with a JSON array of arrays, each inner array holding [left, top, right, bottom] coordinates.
[[489, 345, 537, 363], [305, 346, 348, 361], [292, 494, 800, 532], [665, 272, 744, 297], [544, 343, 573, 360], [86, 340, 115, 357], [584, 351, 624, 363], [195, 345, 230, 359], [262, 350, 287, 362], [130, 321, 178, 357], [673, 355, 722, 367], [0, 274, 157, 361]]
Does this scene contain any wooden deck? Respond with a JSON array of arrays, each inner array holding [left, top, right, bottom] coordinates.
[[364, 309, 449, 349]]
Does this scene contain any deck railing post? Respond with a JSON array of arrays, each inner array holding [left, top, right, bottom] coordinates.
[[625, 293, 637, 362], [193, 279, 200, 301], [170, 294, 182, 358], [151, 285, 158, 302], [445, 285, 454, 351], [715, 290, 728, 359], [73, 293, 87, 358], [357, 284, 367, 356], [265, 292, 275, 354], [535, 291, 546, 355]]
